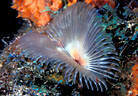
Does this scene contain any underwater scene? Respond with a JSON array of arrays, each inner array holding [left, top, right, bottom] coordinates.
[[2, 0, 138, 96]]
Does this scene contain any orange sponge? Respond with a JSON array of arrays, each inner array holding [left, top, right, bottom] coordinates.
[[12, 0, 62, 27], [68, 0, 77, 7], [127, 63, 138, 96], [85, 0, 116, 8]]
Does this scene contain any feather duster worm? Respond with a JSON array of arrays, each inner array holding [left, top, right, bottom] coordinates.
[[12, 3, 119, 91]]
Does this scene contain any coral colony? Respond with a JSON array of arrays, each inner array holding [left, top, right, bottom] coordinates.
[[1, 0, 138, 95]]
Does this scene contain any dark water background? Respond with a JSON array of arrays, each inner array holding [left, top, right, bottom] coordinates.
[[1, 0, 23, 51]]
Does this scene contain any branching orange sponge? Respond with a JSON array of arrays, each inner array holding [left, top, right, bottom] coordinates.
[[128, 63, 138, 96], [12, 0, 62, 27], [47, 0, 63, 11], [67, 0, 77, 7], [85, 0, 116, 8]]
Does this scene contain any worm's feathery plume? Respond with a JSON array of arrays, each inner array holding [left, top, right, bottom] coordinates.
[[13, 3, 119, 91]]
